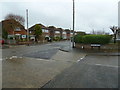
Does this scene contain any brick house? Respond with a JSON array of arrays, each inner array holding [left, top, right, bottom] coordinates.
[[65, 29, 73, 40], [29, 24, 73, 41], [29, 24, 50, 41], [47, 26, 62, 40], [1, 19, 27, 40], [54, 28, 62, 38]]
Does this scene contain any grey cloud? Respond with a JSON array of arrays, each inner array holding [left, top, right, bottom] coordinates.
[[1, 0, 119, 34]]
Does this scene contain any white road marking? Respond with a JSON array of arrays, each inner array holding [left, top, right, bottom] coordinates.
[[77, 60, 81, 62], [77, 55, 86, 62], [95, 64, 118, 68], [36, 59, 51, 61]]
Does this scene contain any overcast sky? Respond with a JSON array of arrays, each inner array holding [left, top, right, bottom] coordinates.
[[0, 0, 119, 33]]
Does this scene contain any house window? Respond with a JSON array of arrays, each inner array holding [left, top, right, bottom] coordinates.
[[55, 31, 60, 34], [42, 29, 49, 33], [70, 32, 73, 34], [30, 31, 32, 34], [63, 31, 66, 34], [45, 30, 48, 33], [62, 35, 67, 39], [15, 27, 21, 31]]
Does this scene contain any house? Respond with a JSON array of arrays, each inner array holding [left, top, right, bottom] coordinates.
[[1, 19, 27, 40], [75, 31, 86, 35], [48, 26, 62, 38], [29, 24, 73, 41], [29, 24, 50, 41], [65, 29, 73, 40], [62, 30, 67, 39], [54, 28, 62, 38]]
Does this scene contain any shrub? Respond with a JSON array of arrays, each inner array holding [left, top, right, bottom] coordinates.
[[9, 37, 13, 40], [74, 34, 83, 43], [82, 35, 112, 44], [23, 38, 27, 42], [53, 36, 60, 41]]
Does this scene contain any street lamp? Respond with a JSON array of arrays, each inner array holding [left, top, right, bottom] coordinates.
[[72, 0, 75, 48], [26, 9, 29, 45]]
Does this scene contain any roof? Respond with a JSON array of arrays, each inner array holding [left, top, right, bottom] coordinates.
[[29, 24, 47, 31], [1, 19, 26, 35], [1, 19, 25, 30]]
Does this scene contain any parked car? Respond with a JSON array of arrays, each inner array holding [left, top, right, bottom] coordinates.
[[45, 37, 52, 42], [0, 39, 4, 45]]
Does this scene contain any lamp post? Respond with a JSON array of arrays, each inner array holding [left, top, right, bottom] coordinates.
[[26, 9, 29, 45], [72, 0, 75, 48]]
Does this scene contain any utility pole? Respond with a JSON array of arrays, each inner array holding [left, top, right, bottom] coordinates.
[[26, 9, 29, 45], [72, 0, 75, 48]]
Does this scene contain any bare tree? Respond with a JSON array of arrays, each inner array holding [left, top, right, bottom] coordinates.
[[5, 14, 25, 25], [110, 26, 118, 43], [91, 29, 105, 35]]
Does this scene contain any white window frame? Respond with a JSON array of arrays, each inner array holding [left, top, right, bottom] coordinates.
[[55, 31, 60, 34]]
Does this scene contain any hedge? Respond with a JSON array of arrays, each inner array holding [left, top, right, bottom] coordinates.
[[74, 34, 112, 44], [74, 34, 83, 43]]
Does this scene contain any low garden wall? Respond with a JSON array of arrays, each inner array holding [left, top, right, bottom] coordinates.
[[74, 34, 120, 51]]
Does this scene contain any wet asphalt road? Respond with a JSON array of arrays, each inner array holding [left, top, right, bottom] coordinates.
[[1, 41, 119, 88], [43, 55, 118, 88], [2, 41, 71, 60]]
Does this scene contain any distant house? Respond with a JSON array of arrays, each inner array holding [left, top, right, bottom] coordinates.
[[75, 31, 86, 35], [1, 19, 27, 40], [65, 29, 73, 40], [29, 24, 50, 41], [55, 28, 62, 38], [62, 30, 67, 39], [29, 24, 73, 41]]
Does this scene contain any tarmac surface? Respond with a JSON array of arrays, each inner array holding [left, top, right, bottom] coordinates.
[[43, 55, 118, 88], [1, 41, 119, 88]]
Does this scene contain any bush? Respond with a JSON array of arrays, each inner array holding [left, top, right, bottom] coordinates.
[[53, 36, 61, 41], [82, 35, 112, 44], [9, 37, 13, 40], [74, 34, 83, 43]]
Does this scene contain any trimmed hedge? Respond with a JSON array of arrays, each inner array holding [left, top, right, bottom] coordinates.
[[74, 34, 83, 43], [74, 35, 112, 44]]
